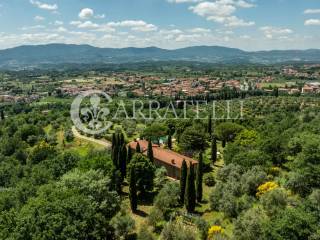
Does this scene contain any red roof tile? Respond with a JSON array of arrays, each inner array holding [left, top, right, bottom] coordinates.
[[128, 140, 197, 169]]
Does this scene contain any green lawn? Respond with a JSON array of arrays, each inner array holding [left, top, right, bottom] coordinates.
[[56, 129, 106, 157]]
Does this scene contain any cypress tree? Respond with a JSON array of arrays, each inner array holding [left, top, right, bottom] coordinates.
[[0, 110, 4, 120], [129, 167, 138, 212], [112, 145, 118, 168], [112, 133, 119, 167], [196, 152, 203, 202], [112, 133, 127, 171], [211, 137, 217, 165], [136, 142, 141, 153], [111, 168, 122, 193], [273, 87, 279, 97], [119, 133, 124, 146], [127, 146, 133, 163], [120, 145, 127, 179], [185, 162, 196, 213], [167, 134, 172, 150], [147, 139, 154, 163], [112, 133, 116, 149], [222, 140, 226, 148], [207, 113, 212, 136], [117, 148, 122, 171], [180, 159, 187, 204]]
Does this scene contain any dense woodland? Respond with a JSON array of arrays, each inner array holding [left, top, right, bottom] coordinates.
[[0, 93, 320, 240], [0, 92, 319, 239]]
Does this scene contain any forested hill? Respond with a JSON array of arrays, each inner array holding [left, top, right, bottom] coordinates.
[[0, 44, 320, 69]]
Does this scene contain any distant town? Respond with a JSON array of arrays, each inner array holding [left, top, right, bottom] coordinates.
[[1, 64, 320, 104]]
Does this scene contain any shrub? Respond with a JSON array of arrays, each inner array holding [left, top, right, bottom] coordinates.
[[110, 208, 135, 239], [207, 225, 226, 240], [127, 154, 156, 193], [241, 167, 267, 196], [154, 167, 168, 191], [208, 225, 224, 235], [263, 207, 317, 240], [204, 174, 216, 187], [64, 129, 74, 142], [256, 181, 279, 197], [148, 207, 165, 231], [233, 208, 267, 240], [269, 166, 281, 176], [138, 228, 155, 240], [195, 217, 209, 240], [216, 164, 243, 183], [154, 182, 180, 217], [160, 221, 197, 240], [218, 191, 238, 218], [260, 188, 287, 216], [286, 172, 310, 197], [209, 182, 224, 211]]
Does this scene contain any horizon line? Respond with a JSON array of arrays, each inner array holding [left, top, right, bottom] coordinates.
[[1, 43, 319, 53]]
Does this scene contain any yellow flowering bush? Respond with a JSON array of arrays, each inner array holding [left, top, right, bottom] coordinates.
[[208, 225, 225, 239], [256, 181, 279, 197]]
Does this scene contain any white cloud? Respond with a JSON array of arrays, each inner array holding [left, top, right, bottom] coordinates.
[[70, 20, 99, 29], [95, 14, 106, 19], [30, 0, 58, 11], [0, 26, 318, 51], [224, 16, 255, 27], [190, 1, 236, 18], [70, 21, 82, 26], [189, 0, 255, 27], [235, 0, 255, 8], [79, 8, 94, 19], [160, 29, 184, 35], [54, 26, 67, 32], [77, 21, 99, 29], [189, 27, 211, 33], [216, 29, 234, 35], [94, 24, 116, 33], [21, 25, 46, 31], [304, 9, 320, 14], [70, 19, 156, 32], [53, 20, 63, 26], [34, 15, 45, 21], [159, 29, 184, 40], [260, 26, 293, 39], [240, 35, 251, 39], [305, 19, 320, 26], [175, 34, 202, 42], [20, 33, 64, 42], [108, 20, 158, 32]]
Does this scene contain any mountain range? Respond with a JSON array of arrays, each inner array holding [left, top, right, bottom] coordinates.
[[0, 44, 320, 69]]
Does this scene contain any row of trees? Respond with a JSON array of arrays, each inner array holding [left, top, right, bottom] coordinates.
[[180, 152, 204, 213]]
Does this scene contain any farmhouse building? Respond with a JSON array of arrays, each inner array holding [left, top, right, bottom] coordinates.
[[128, 140, 197, 180]]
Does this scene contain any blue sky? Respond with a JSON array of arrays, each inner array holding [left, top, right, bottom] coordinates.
[[0, 0, 319, 50]]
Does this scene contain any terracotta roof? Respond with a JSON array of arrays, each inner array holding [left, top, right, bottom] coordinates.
[[128, 140, 197, 169]]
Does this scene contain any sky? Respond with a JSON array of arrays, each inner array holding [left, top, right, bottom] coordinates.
[[0, 0, 319, 51]]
